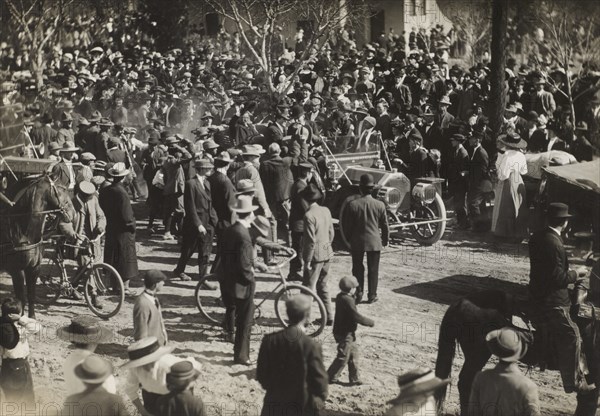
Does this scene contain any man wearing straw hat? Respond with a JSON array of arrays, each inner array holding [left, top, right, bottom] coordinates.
[[468, 327, 540, 415], [51, 140, 81, 193], [57, 315, 116, 395], [385, 368, 450, 416], [63, 355, 128, 416], [219, 196, 258, 365], [122, 336, 179, 415]]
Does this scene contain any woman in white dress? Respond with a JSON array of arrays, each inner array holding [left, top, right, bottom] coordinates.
[[491, 130, 529, 241]]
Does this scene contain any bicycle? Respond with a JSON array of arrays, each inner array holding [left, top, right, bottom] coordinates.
[[39, 233, 125, 319], [195, 250, 327, 337]]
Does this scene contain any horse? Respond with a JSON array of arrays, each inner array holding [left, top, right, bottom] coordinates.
[[434, 287, 599, 416], [0, 174, 73, 318]]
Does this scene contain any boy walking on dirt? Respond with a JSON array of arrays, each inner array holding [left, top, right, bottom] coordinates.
[[327, 276, 374, 386]]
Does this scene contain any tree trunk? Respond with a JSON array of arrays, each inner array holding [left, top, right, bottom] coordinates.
[[31, 47, 45, 90], [489, 0, 508, 149]]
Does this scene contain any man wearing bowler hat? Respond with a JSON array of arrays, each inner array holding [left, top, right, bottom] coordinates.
[[528, 203, 595, 393], [342, 174, 389, 304], [468, 327, 540, 416], [174, 158, 218, 282]]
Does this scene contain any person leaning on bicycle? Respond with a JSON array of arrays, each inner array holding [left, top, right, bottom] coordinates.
[[57, 180, 106, 295]]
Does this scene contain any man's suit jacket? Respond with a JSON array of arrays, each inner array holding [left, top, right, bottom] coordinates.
[[106, 147, 128, 166], [51, 160, 75, 189], [533, 90, 556, 117], [289, 178, 309, 233], [303, 204, 334, 264], [528, 227, 576, 308], [30, 124, 58, 157], [343, 195, 389, 251], [207, 171, 236, 230], [219, 222, 255, 300], [232, 162, 270, 213], [183, 176, 218, 234], [468, 146, 491, 192], [260, 156, 293, 205], [64, 386, 129, 416], [469, 362, 540, 416], [376, 113, 393, 141], [256, 326, 328, 416], [447, 145, 469, 193], [266, 122, 285, 146], [133, 292, 168, 346]]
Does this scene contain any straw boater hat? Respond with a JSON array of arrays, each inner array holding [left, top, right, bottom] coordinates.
[[120, 336, 175, 369], [230, 196, 258, 213], [59, 141, 80, 153], [107, 162, 130, 177], [74, 355, 114, 385], [57, 315, 115, 344], [498, 130, 527, 150], [388, 368, 450, 405], [251, 215, 270, 238]]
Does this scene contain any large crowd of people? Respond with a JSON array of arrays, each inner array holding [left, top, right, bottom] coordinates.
[[0, 6, 599, 416]]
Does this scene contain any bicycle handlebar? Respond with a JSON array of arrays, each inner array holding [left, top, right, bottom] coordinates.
[[271, 248, 297, 269]]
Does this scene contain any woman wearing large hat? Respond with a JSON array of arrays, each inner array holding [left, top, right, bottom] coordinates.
[[98, 162, 138, 293], [492, 130, 528, 241]]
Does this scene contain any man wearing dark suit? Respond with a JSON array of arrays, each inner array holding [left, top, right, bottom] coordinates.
[[288, 163, 313, 280], [257, 295, 328, 416], [342, 174, 389, 304], [375, 100, 393, 141], [220, 198, 258, 365], [532, 80, 556, 118], [528, 203, 593, 394], [447, 134, 470, 228], [64, 356, 129, 416], [260, 143, 294, 246], [106, 137, 129, 166], [30, 113, 58, 157], [302, 184, 335, 324], [174, 159, 218, 281], [467, 132, 491, 231], [208, 151, 237, 272], [51, 141, 80, 193], [133, 270, 168, 346], [265, 111, 288, 147]]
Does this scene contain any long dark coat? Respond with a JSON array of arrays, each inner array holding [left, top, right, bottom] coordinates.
[[99, 181, 138, 281]]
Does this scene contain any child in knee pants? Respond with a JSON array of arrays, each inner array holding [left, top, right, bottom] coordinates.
[[327, 276, 374, 385]]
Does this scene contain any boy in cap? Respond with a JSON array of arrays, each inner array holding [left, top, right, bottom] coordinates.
[[63, 355, 128, 416], [257, 294, 328, 415], [327, 276, 374, 386], [58, 315, 117, 395], [468, 327, 540, 416], [133, 270, 168, 346], [155, 361, 205, 416]]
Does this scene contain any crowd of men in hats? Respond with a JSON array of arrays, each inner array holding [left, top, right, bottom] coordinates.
[[0, 5, 599, 415]]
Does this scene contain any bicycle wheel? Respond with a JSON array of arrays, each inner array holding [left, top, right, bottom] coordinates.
[[274, 284, 327, 337], [195, 274, 225, 325], [83, 263, 124, 319]]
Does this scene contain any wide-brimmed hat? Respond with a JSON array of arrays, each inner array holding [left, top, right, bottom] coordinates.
[[57, 315, 115, 344], [59, 141, 80, 153], [214, 151, 232, 165], [498, 130, 527, 149], [251, 215, 270, 238], [301, 183, 322, 203], [546, 202, 573, 219], [236, 179, 256, 195], [193, 127, 211, 138], [78, 118, 91, 126], [88, 111, 102, 123], [359, 173, 375, 188], [165, 136, 181, 146], [107, 162, 130, 177], [241, 144, 264, 157], [59, 100, 75, 110], [120, 337, 175, 369], [438, 96, 452, 106], [166, 360, 200, 391], [230, 195, 258, 213], [97, 118, 114, 127], [194, 158, 214, 171], [202, 139, 219, 150], [505, 104, 518, 114], [450, 134, 466, 143], [485, 327, 526, 362], [388, 368, 450, 405], [74, 355, 114, 384]]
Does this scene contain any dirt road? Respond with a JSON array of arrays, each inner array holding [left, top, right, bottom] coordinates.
[[0, 202, 586, 415]]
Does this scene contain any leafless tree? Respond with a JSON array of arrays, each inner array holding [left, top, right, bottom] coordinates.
[[198, 0, 371, 98], [4, 0, 76, 88]]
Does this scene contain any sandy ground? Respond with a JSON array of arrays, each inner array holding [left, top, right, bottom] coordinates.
[[0, 200, 591, 416]]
